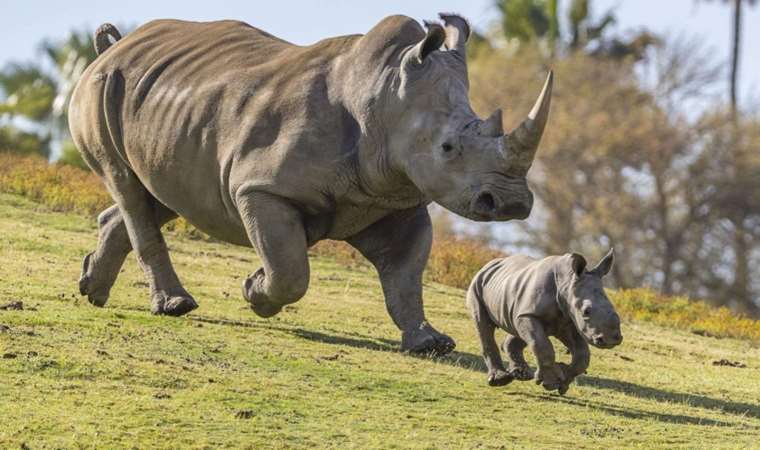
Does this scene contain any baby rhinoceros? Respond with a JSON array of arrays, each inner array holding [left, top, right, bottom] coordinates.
[[466, 250, 621, 394]]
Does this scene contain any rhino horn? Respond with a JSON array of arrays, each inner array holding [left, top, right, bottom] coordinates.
[[480, 109, 503, 137], [439, 13, 470, 59], [503, 71, 553, 174]]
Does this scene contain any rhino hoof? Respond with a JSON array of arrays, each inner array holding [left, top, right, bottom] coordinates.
[[400, 323, 456, 356], [488, 370, 515, 387], [79, 252, 109, 307], [508, 364, 535, 381], [242, 273, 283, 318], [151, 293, 198, 317]]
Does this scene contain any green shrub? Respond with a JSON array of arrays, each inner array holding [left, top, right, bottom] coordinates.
[[611, 288, 760, 342], [57, 139, 89, 171]]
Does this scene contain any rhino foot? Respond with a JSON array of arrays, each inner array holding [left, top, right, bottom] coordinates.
[[79, 252, 115, 307], [556, 362, 575, 395], [242, 270, 284, 318], [400, 322, 456, 356], [151, 291, 198, 317], [508, 363, 535, 381], [488, 369, 515, 387]]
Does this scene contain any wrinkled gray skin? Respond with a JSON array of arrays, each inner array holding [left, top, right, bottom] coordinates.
[[69, 13, 553, 355], [466, 250, 621, 393]]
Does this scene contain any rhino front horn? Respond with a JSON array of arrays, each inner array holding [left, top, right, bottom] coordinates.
[[504, 71, 553, 173]]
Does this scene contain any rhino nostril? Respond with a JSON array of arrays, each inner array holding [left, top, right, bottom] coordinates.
[[474, 192, 496, 214]]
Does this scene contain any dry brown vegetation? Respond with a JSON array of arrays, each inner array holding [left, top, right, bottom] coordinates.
[[2, 151, 759, 342]]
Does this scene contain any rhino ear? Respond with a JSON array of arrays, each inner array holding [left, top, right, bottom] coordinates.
[[589, 248, 614, 277], [409, 22, 446, 64], [569, 253, 587, 278]]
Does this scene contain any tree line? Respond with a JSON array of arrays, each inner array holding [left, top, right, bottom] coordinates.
[[459, 0, 760, 314], [0, 1, 758, 313]]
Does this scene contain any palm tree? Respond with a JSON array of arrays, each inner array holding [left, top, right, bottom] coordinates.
[[0, 64, 56, 157], [495, 0, 644, 59], [0, 28, 100, 162], [40, 30, 98, 142]]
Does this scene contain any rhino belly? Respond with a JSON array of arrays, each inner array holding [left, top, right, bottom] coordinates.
[[124, 139, 251, 246]]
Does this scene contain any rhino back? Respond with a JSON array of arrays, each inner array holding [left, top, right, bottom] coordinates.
[[74, 19, 365, 242], [477, 255, 562, 333]]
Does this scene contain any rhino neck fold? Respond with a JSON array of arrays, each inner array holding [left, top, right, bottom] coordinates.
[[352, 118, 427, 209], [333, 54, 426, 209]]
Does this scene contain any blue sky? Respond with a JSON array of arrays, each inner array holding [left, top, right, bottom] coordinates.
[[1, 0, 758, 104]]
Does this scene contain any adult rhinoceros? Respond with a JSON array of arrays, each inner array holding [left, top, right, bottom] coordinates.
[[69, 13, 552, 355]]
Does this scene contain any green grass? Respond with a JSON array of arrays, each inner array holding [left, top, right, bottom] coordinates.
[[1, 193, 760, 449]]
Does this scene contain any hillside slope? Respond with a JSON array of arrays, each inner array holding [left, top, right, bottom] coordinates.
[[1, 193, 759, 449]]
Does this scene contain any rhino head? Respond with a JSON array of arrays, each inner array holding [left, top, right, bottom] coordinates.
[[562, 250, 623, 349], [386, 14, 552, 222]]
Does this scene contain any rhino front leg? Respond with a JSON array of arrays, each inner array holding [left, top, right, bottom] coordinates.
[[502, 335, 535, 381], [237, 190, 310, 318], [80, 203, 177, 307], [555, 327, 591, 394], [515, 317, 565, 392], [347, 206, 455, 356]]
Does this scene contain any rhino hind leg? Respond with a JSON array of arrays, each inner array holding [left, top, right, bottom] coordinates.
[[502, 335, 535, 381], [94, 167, 196, 316], [237, 191, 310, 318], [79, 204, 178, 308]]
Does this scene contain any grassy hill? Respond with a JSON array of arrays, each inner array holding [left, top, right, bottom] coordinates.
[[1, 192, 760, 449]]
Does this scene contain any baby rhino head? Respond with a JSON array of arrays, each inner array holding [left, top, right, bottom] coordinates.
[[562, 250, 622, 349]]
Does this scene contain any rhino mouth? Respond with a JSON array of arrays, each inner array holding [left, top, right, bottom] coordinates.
[[468, 190, 532, 221], [589, 333, 623, 349]]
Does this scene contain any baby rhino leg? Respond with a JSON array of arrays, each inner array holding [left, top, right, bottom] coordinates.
[[502, 335, 535, 381], [466, 288, 513, 387]]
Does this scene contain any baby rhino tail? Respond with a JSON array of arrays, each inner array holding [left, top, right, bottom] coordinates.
[[94, 23, 122, 55]]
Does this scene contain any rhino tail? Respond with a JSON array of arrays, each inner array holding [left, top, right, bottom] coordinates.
[[94, 23, 122, 55]]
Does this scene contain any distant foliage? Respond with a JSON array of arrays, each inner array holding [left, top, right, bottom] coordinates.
[[612, 289, 760, 342], [0, 126, 51, 157]]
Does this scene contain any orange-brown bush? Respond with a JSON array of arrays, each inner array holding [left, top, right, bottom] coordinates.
[[0, 153, 110, 216], [310, 235, 504, 290], [3, 152, 760, 342], [427, 236, 504, 289]]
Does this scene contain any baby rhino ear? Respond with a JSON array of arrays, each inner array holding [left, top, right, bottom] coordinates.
[[589, 248, 614, 277], [569, 253, 587, 277]]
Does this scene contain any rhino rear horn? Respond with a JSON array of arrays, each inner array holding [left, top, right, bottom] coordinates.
[[439, 13, 470, 59], [480, 109, 503, 137], [504, 71, 553, 174]]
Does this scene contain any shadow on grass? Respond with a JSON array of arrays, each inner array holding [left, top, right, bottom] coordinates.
[[282, 326, 759, 426], [290, 328, 395, 353], [577, 375, 760, 420], [524, 392, 737, 427]]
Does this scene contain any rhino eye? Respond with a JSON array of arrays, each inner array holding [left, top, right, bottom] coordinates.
[[582, 306, 592, 318], [441, 143, 454, 152]]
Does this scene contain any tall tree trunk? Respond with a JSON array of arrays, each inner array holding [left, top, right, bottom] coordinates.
[[728, 0, 754, 313], [730, 0, 741, 119]]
